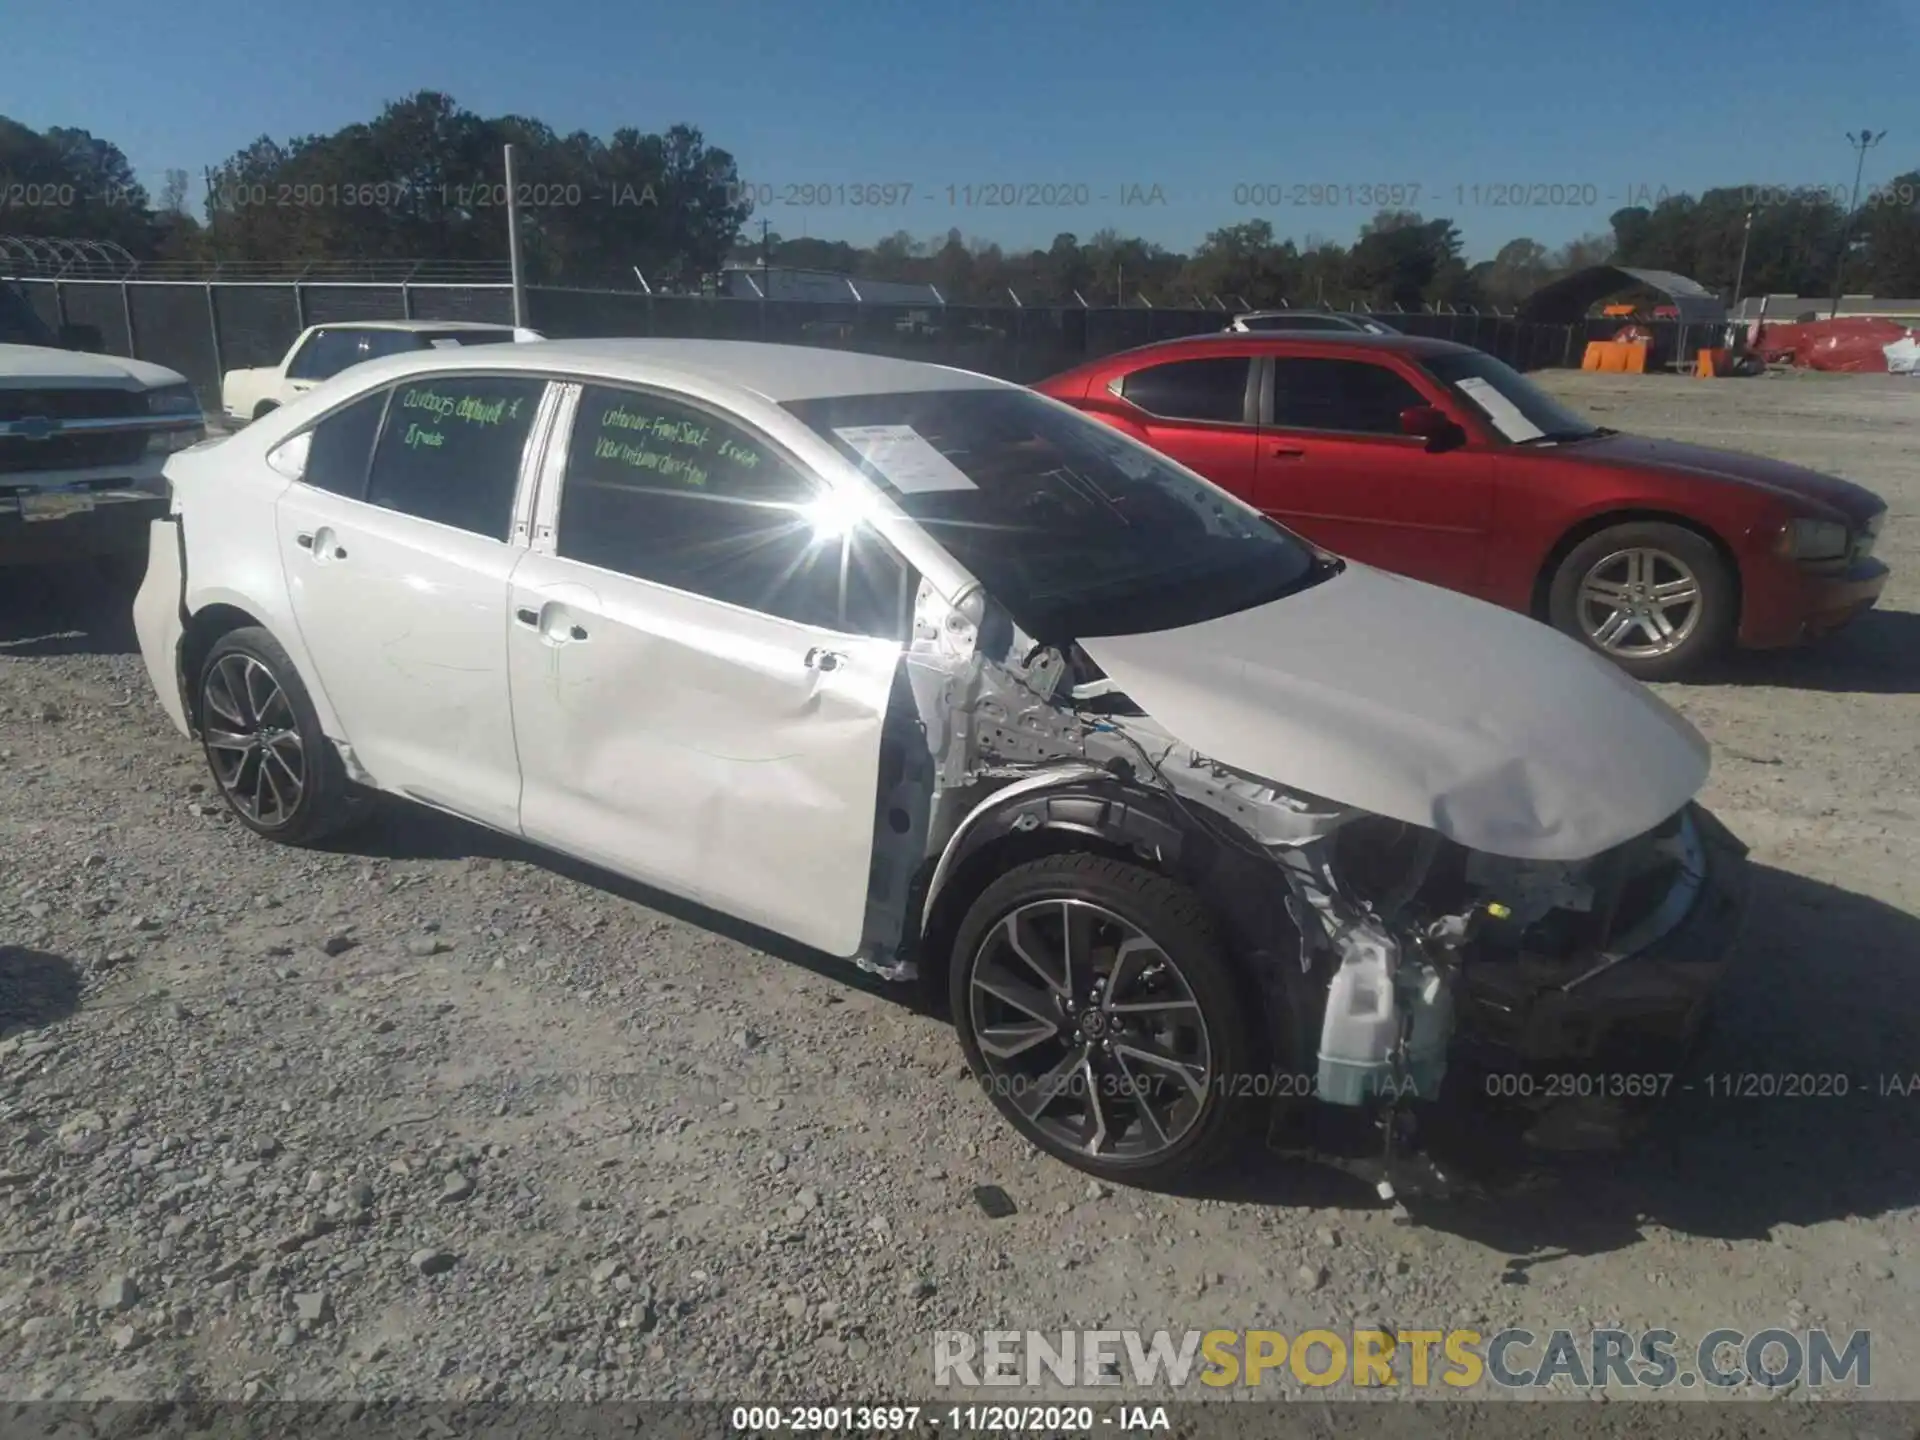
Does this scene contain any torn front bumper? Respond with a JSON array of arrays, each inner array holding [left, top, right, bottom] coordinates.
[[1458, 805, 1751, 1067], [131, 516, 192, 739], [1449, 805, 1751, 1151]]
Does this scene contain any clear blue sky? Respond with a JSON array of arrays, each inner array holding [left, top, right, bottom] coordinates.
[[8, 0, 1918, 262]]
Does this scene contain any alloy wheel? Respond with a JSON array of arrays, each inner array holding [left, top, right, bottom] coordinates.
[[1574, 546, 1703, 659], [967, 898, 1213, 1162], [202, 653, 306, 827]]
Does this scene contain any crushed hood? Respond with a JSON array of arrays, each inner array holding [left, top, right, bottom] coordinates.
[[1078, 563, 1709, 862]]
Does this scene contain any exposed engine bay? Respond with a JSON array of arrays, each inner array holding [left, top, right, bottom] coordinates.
[[858, 579, 1750, 1199]]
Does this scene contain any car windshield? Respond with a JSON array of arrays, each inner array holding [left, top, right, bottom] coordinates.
[[416, 330, 516, 348], [784, 388, 1326, 643], [1238, 314, 1345, 331], [1422, 350, 1604, 443]]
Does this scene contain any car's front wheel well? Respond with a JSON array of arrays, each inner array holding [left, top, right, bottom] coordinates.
[[914, 828, 1146, 1017], [1532, 509, 1743, 624], [180, 603, 267, 727]]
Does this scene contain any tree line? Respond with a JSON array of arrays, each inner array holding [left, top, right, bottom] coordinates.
[[4, 93, 1918, 309]]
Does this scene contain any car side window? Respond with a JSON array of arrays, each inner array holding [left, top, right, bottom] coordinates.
[[285, 329, 352, 381], [352, 330, 430, 365], [300, 389, 391, 498], [1270, 358, 1429, 435], [362, 375, 545, 540], [557, 384, 906, 637], [1118, 357, 1251, 423]]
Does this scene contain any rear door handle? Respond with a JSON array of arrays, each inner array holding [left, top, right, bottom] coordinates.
[[514, 605, 588, 642], [1270, 445, 1307, 459], [295, 532, 314, 549]]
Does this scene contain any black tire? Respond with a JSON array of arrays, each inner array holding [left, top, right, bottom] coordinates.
[[948, 853, 1260, 1187], [251, 400, 279, 422], [196, 625, 363, 845], [1547, 520, 1736, 682]]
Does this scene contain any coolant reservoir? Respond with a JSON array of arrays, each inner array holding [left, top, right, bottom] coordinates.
[[1315, 926, 1400, 1106]]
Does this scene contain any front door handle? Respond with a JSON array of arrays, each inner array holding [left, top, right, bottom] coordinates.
[[805, 647, 846, 672], [298, 527, 348, 560], [514, 607, 540, 628], [1270, 445, 1306, 459]]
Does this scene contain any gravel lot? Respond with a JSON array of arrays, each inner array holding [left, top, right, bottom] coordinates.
[[2, 368, 1917, 1405]]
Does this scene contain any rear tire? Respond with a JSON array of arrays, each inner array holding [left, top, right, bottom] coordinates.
[[949, 853, 1259, 1188], [1548, 521, 1736, 681], [196, 626, 363, 845]]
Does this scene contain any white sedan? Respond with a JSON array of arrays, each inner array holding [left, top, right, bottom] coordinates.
[[133, 339, 1749, 1189], [219, 319, 540, 425]]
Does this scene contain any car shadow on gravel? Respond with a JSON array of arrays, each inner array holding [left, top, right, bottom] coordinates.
[[0, 563, 141, 659], [1700, 607, 1920, 696], [0, 946, 84, 1036], [1197, 861, 1920, 1256], [337, 802, 1920, 1252], [334, 799, 911, 1004]]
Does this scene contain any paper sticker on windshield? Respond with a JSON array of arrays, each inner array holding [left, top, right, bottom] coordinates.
[[1454, 376, 1544, 442], [832, 424, 978, 493]]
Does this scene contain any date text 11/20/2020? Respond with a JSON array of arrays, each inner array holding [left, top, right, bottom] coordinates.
[[722, 182, 1168, 209]]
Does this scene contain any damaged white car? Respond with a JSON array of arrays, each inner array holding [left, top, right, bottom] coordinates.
[[132, 339, 1750, 1192]]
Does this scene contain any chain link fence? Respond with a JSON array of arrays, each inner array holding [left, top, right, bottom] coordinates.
[[10, 277, 1593, 410]]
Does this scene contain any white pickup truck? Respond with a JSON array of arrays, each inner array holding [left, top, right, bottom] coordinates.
[[220, 319, 540, 424], [1, 281, 207, 571]]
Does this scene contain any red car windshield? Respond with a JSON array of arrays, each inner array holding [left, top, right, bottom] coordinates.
[[1423, 351, 1605, 444], [785, 388, 1327, 643]]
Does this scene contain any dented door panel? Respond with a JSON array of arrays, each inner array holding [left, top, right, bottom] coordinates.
[[275, 486, 525, 831], [507, 551, 898, 958]]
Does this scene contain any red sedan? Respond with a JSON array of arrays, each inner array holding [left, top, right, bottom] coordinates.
[[1034, 334, 1890, 679]]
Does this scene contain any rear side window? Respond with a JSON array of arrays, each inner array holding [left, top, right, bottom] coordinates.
[[350, 330, 432, 365], [285, 329, 359, 381], [364, 376, 545, 539], [1269, 358, 1428, 435], [301, 390, 389, 498], [1119, 357, 1251, 423]]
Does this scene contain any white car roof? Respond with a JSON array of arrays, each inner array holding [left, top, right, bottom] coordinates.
[[317, 338, 1015, 404]]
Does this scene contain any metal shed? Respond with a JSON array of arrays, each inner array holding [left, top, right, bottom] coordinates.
[[1516, 266, 1727, 328]]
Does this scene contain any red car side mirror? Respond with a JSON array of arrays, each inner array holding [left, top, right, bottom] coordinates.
[[1399, 405, 1463, 449]]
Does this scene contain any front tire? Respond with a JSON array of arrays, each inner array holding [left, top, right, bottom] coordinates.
[[1548, 521, 1736, 681], [197, 626, 361, 845], [949, 853, 1259, 1187]]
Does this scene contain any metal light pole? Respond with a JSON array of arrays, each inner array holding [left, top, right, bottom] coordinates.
[[1731, 207, 1755, 306], [1829, 128, 1886, 319], [503, 143, 527, 327]]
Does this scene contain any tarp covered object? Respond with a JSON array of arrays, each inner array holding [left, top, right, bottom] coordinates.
[[1752, 317, 1916, 373], [1885, 336, 1920, 376]]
